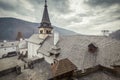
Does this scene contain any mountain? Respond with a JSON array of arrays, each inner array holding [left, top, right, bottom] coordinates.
[[0, 17, 76, 40], [109, 30, 120, 40]]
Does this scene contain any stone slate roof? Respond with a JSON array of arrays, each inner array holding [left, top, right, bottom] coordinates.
[[0, 58, 52, 80], [0, 41, 19, 48], [27, 34, 46, 44], [38, 35, 120, 70], [16, 59, 52, 80], [78, 71, 120, 80], [52, 58, 77, 77], [0, 56, 24, 72]]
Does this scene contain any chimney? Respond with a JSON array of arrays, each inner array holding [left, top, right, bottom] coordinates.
[[16, 32, 24, 41], [51, 59, 59, 76], [54, 31, 59, 46]]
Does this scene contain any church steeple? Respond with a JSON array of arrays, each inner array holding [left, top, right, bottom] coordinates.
[[38, 0, 53, 39], [41, 0, 51, 24], [39, 0, 52, 29]]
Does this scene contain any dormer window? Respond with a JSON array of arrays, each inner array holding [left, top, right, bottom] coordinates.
[[50, 53, 54, 56], [88, 43, 98, 53]]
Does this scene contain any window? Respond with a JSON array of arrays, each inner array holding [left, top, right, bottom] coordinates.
[[50, 53, 54, 56], [48, 31, 51, 34], [88, 43, 98, 53], [55, 53, 60, 58], [40, 30, 43, 34], [11, 43, 14, 45], [46, 30, 49, 34], [46, 30, 51, 34], [1, 44, 4, 47]]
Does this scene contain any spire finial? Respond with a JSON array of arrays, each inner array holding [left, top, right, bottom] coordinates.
[[45, 0, 47, 7]]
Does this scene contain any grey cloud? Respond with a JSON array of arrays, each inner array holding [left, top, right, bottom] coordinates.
[[25, 0, 72, 22], [93, 17, 120, 25], [0, 0, 34, 17], [0, 0, 17, 11], [0, 0, 119, 35], [83, 0, 120, 28], [84, 0, 120, 7], [49, 0, 71, 14], [68, 17, 83, 23], [78, 12, 93, 17], [28, 0, 71, 14]]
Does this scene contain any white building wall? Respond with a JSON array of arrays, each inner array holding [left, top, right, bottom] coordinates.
[[19, 49, 27, 55], [0, 47, 17, 58], [44, 55, 55, 64], [28, 42, 40, 59], [18, 40, 28, 55]]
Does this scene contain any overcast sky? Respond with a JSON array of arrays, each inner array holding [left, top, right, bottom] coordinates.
[[0, 0, 120, 35]]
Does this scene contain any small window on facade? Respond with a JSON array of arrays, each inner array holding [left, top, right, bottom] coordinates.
[[46, 30, 51, 34], [1, 44, 4, 47], [48, 31, 51, 34], [46, 30, 49, 34], [11, 43, 14, 45], [88, 43, 98, 53], [40, 30, 43, 34], [50, 53, 54, 56]]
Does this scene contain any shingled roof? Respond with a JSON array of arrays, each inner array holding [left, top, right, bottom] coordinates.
[[51, 58, 77, 77], [27, 34, 47, 44], [37, 35, 120, 70]]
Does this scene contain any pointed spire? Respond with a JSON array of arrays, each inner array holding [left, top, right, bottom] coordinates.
[[39, 0, 53, 29], [41, 0, 50, 23]]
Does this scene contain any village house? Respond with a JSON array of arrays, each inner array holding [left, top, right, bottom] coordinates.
[[0, 40, 19, 58], [0, 38, 27, 59]]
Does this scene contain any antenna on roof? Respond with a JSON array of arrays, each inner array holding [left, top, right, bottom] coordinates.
[[101, 30, 109, 37]]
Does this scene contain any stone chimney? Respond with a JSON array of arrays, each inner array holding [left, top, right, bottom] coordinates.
[[16, 32, 24, 41], [51, 59, 59, 76], [54, 31, 59, 46]]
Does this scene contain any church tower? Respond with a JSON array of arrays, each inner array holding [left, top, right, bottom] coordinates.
[[38, 0, 53, 39]]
